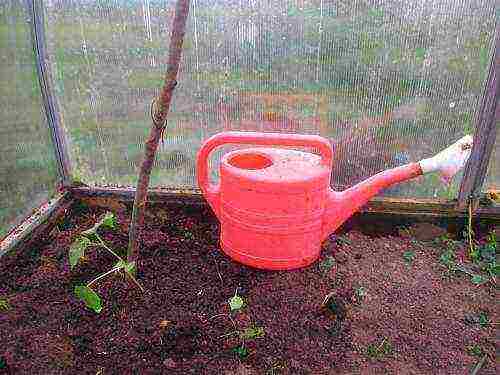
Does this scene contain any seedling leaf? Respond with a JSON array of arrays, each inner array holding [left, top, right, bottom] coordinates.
[[101, 212, 118, 230], [478, 312, 489, 327], [365, 338, 393, 360], [466, 344, 484, 357], [439, 248, 456, 270], [471, 275, 485, 285], [488, 264, 500, 276], [232, 345, 250, 359], [229, 295, 244, 311], [478, 243, 495, 263], [319, 256, 336, 273], [403, 251, 415, 264], [74, 285, 102, 313], [114, 260, 136, 274], [241, 326, 265, 340], [69, 237, 91, 269], [355, 286, 366, 297], [0, 298, 10, 312], [124, 261, 136, 274]]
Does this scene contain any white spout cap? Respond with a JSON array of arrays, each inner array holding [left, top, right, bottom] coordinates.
[[419, 135, 473, 184]]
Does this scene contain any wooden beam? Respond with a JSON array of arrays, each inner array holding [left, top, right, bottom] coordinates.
[[70, 186, 500, 220]]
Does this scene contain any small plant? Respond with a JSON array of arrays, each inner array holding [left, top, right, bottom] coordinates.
[[213, 292, 263, 361], [68, 212, 144, 313], [466, 344, 484, 357], [232, 344, 250, 359], [402, 251, 415, 265], [355, 286, 367, 302], [477, 311, 490, 327], [479, 231, 499, 279], [319, 255, 336, 274], [439, 247, 456, 271], [0, 356, 7, 370], [0, 298, 10, 312], [455, 229, 498, 285], [240, 326, 265, 340], [434, 234, 456, 248], [336, 235, 352, 246], [365, 337, 393, 360], [229, 289, 245, 312], [470, 274, 487, 285]]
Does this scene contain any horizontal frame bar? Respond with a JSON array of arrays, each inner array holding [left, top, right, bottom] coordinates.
[[2, 187, 497, 257], [70, 186, 500, 220]]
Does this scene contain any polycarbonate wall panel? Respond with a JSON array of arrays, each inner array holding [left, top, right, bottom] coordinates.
[[0, 1, 58, 239], [45, 0, 496, 198]]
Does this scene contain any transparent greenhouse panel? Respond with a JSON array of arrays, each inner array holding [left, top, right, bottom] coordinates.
[[44, 0, 496, 198], [0, 1, 58, 240]]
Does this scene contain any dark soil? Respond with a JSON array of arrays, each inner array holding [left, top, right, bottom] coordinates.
[[0, 200, 497, 374]]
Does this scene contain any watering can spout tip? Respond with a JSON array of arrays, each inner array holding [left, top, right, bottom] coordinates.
[[419, 134, 473, 183], [323, 134, 475, 236]]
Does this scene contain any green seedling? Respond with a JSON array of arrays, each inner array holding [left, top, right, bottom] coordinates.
[[183, 231, 194, 240], [68, 212, 144, 313], [0, 356, 6, 370], [466, 344, 484, 357], [355, 286, 367, 302], [336, 235, 352, 246], [453, 229, 498, 285], [0, 298, 10, 312], [232, 345, 250, 359], [478, 231, 499, 279], [403, 251, 415, 265], [319, 256, 336, 274], [478, 311, 490, 327], [439, 248, 456, 271], [240, 326, 265, 340], [469, 246, 480, 263], [470, 274, 486, 285], [229, 289, 245, 312], [365, 337, 393, 360]]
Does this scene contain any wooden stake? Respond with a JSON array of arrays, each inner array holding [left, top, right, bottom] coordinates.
[[127, 0, 191, 265]]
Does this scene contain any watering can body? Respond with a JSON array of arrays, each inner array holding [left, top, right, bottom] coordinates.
[[197, 131, 471, 270], [218, 147, 331, 269]]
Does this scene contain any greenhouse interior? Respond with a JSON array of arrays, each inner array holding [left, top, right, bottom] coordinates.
[[0, 0, 498, 374]]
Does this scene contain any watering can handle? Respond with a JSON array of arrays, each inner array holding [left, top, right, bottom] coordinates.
[[196, 131, 333, 217]]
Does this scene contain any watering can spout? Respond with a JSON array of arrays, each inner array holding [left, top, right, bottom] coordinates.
[[322, 135, 473, 239]]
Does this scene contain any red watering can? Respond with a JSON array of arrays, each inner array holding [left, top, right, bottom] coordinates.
[[197, 131, 473, 270]]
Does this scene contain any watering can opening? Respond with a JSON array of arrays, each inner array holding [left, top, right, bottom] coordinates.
[[228, 152, 273, 170]]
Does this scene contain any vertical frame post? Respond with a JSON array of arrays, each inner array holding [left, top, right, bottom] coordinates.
[[27, 0, 72, 187], [457, 27, 499, 210]]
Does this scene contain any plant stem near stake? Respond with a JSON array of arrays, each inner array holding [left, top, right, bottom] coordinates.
[[86, 266, 123, 288], [127, 0, 191, 266], [69, 212, 145, 312]]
